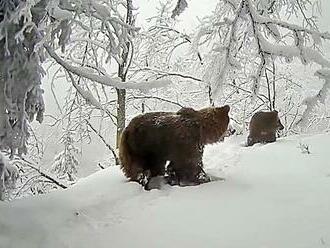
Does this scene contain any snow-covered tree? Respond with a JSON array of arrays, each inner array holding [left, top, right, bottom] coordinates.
[[0, 0, 47, 157], [45, 0, 179, 166], [126, 0, 207, 115], [0, 0, 172, 197], [193, 0, 330, 133], [0, 0, 172, 153], [45, 0, 174, 148]]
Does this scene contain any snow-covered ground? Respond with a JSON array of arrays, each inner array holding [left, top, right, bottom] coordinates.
[[1, 133, 330, 248]]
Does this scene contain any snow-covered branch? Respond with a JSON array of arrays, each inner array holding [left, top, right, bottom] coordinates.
[[192, 0, 330, 133], [45, 45, 171, 90], [298, 69, 330, 129], [197, 0, 330, 95], [132, 67, 202, 82], [258, 35, 330, 67], [249, 1, 330, 41]]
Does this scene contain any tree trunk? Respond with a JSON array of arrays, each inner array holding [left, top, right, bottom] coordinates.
[[116, 0, 133, 150], [116, 42, 128, 149], [0, 78, 6, 147], [0, 160, 4, 201], [116, 88, 126, 149]]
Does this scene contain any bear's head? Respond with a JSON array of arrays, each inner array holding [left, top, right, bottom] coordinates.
[[199, 105, 230, 145], [273, 111, 284, 131]]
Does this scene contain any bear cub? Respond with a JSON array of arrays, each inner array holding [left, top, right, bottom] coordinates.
[[247, 110, 284, 146]]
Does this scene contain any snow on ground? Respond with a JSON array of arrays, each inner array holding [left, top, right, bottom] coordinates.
[[1, 133, 330, 248]]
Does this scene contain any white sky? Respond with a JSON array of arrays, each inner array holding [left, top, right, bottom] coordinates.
[[133, 0, 330, 32], [133, 0, 217, 32], [319, 0, 330, 30]]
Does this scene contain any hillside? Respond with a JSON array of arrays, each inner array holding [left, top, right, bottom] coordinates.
[[0, 133, 330, 248]]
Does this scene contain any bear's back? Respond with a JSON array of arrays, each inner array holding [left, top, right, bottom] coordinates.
[[249, 111, 278, 132], [125, 112, 201, 156]]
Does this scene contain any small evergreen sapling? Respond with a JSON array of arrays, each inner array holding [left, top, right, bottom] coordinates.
[[51, 131, 79, 183]]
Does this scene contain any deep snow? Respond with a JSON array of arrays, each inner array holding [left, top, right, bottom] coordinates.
[[0, 133, 330, 248]]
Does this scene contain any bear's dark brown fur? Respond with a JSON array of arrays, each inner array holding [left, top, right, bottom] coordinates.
[[247, 111, 284, 146], [119, 105, 230, 187]]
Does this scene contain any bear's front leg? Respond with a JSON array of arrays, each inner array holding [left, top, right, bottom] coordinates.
[[194, 157, 211, 185], [171, 145, 210, 186], [195, 166, 211, 184], [136, 169, 151, 188]]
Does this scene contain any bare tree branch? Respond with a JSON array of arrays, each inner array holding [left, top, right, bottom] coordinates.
[[17, 158, 68, 189], [86, 120, 119, 165]]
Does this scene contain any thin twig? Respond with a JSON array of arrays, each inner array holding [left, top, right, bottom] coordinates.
[[19, 158, 68, 189], [86, 120, 120, 165], [128, 95, 184, 108]]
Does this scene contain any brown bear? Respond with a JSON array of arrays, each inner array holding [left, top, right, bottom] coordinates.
[[119, 105, 230, 188], [247, 110, 284, 146]]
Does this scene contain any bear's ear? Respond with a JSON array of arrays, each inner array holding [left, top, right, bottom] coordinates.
[[221, 105, 230, 113]]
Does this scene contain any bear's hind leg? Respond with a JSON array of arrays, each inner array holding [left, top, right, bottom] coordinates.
[[124, 156, 152, 187], [143, 156, 167, 190], [247, 135, 255, 146]]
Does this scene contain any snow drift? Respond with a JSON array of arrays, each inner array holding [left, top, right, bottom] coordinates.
[[0, 133, 330, 248]]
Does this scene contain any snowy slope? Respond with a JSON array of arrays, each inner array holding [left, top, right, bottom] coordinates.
[[0, 134, 330, 248]]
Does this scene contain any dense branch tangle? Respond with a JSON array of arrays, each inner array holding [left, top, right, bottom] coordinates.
[[45, 0, 174, 162], [198, 1, 328, 98]]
